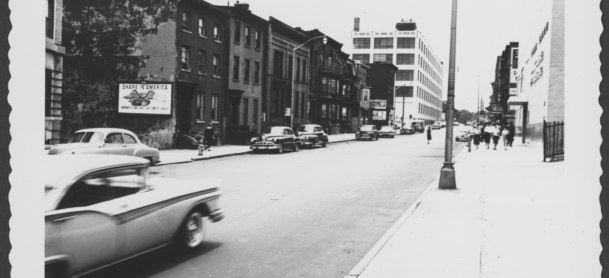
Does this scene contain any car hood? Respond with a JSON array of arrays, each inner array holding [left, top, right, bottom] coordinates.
[[48, 143, 103, 155]]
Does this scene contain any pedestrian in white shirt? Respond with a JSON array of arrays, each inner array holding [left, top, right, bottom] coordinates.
[[501, 126, 510, 150], [491, 125, 501, 150]]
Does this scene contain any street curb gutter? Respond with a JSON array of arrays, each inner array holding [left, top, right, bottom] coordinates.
[[154, 138, 357, 167], [344, 147, 468, 278]]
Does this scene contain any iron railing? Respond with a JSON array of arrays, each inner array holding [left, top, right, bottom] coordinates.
[[543, 120, 564, 162]]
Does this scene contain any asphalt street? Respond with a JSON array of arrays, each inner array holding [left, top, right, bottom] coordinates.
[[82, 128, 466, 278]]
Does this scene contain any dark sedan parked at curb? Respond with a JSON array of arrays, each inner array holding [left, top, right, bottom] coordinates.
[[378, 126, 396, 138], [356, 125, 379, 141], [296, 124, 328, 148], [45, 155, 223, 278], [47, 128, 161, 165], [250, 126, 302, 154]]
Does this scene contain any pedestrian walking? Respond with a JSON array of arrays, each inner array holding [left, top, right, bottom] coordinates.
[[501, 126, 510, 150], [427, 126, 432, 144], [204, 123, 215, 151], [482, 124, 491, 150], [473, 125, 481, 150], [507, 121, 515, 147], [491, 124, 501, 150]]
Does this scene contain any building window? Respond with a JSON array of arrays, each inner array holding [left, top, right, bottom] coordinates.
[[45, 69, 52, 116], [322, 77, 329, 92], [296, 58, 301, 82], [233, 56, 240, 81], [352, 54, 370, 63], [242, 98, 249, 125], [373, 54, 393, 64], [244, 59, 250, 83], [211, 94, 218, 120], [234, 21, 241, 44], [214, 23, 222, 42], [255, 30, 261, 49], [213, 54, 220, 76], [330, 79, 337, 93], [396, 70, 414, 81], [302, 61, 307, 83], [198, 50, 206, 74], [288, 55, 293, 80], [397, 54, 414, 65], [182, 11, 191, 32], [374, 38, 393, 49], [273, 50, 284, 77], [397, 37, 415, 48], [245, 26, 251, 46], [254, 61, 260, 84], [294, 91, 299, 118], [321, 104, 327, 118], [331, 104, 337, 119], [342, 107, 347, 120], [342, 84, 346, 96], [181, 45, 190, 71], [46, 0, 54, 39], [353, 38, 371, 49], [199, 18, 207, 37], [196, 92, 205, 121], [253, 99, 259, 126]]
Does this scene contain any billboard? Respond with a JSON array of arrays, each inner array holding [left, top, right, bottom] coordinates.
[[369, 99, 387, 109], [372, 110, 386, 120], [118, 82, 172, 115]]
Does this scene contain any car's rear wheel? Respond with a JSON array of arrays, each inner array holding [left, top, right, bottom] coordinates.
[[375, 135, 379, 141], [179, 211, 206, 248]]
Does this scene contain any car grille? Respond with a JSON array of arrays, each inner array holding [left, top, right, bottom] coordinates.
[[254, 141, 276, 146]]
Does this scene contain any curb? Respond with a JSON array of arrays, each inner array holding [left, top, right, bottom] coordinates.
[[344, 146, 468, 278], [154, 138, 357, 167]]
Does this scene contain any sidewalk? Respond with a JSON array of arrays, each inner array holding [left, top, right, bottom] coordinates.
[[347, 138, 570, 278], [156, 133, 356, 166]]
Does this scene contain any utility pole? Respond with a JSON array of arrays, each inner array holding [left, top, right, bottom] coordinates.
[[477, 74, 480, 123], [439, 0, 458, 190]]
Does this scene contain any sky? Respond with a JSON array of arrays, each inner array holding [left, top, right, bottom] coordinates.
[[208, 0, 549, 112]]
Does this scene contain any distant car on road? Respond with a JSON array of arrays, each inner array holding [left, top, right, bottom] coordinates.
[[453, 122, 461, 126], [356, 125, 379, 141], [432, 123, 441, 129], [47, 128, 161, 165], [455, 129, 471, 141], [439, 121, 447, 128], [296, 124, 328, 148], [250, 126, 302, 154], [45, 155, 223, 278], [411, 120, 425, 133], [378, 126, 396, 138]]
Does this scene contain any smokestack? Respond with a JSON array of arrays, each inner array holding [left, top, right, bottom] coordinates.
[[354, 17, 360, 32]]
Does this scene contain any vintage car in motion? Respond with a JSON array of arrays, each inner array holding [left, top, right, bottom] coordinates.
[[411, 120, 425, 133], [44, 155, 223, 278], [296, 124, 328, 148], [455, 129, 472, 142], [250, 126, 302, 154], [378, 126, 396, 138], [432, 122, 442, 129], [47, 128, 161, 165], [355, 125, 379, 141]]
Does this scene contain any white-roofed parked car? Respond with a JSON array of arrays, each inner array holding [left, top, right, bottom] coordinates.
[[47, 128, 161, 165], [45, 155, 223, 278]]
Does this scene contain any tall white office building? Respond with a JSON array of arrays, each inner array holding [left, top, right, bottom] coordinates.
[[350, 19, 443, 126]]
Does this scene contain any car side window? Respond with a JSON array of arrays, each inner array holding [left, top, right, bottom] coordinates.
[[314, 127, 321, 132], [283, 129, 288, 135], [105, 133, 124, 144], [123, 133, 137, 144], [56, 168, 144, 210], [286, 129, 293, 135]]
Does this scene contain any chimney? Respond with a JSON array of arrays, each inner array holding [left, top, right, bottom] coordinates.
[[235, 2, 249, 10], [354, 17, 360, 32]]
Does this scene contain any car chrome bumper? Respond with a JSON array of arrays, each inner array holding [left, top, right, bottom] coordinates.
[[209, 209, 224, 222], [251, 143, 280, 150]]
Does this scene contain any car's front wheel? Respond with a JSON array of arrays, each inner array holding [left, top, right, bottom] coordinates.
[[322, 141, 327, 147], [179, 211, 206, 248], [277, 143, 284, 154]]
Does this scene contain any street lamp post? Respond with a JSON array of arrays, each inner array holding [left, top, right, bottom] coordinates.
[[291, 35, 327, 128], [439, 0, 458, 190], [477, 74, 480, 123]]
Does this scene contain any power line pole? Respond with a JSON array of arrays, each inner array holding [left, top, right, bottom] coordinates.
[[439, 0, 458, 190]]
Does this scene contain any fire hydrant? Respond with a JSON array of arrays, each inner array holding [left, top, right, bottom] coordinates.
[[197, 140, 205, 156]]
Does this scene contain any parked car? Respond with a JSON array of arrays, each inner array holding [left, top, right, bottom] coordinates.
[[250, 126, 302, 154], [355, 125, 379, 141], [432, 123, 442, 129], [47, 128, 161, 165], [296, 124, 328, 148], [400, 124, 415, 135], [454, 122, 460, 126], [411, 120, 425, 133], [455, 129, 471, 141], [45, 155, 223, 278], [378, 126, 396, 138]]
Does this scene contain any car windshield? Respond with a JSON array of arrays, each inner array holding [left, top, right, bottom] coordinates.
[[412, 122, 423, 127], [360, 126, 373, 131], [264, 127, 285, 135], [69, 132, 104, 143], [380, 126, 392, 131], [297, 126, 315, 132]]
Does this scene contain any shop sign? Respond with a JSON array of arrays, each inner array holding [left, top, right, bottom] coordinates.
[[530, 67, 543, 86], [369, 99, 387, 109], [509, 88, 518, 95], [118, 82, 172, 115], [372, 110, 386, 120], [285, 108, 291, 116], [360, 101, 370, 109]]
